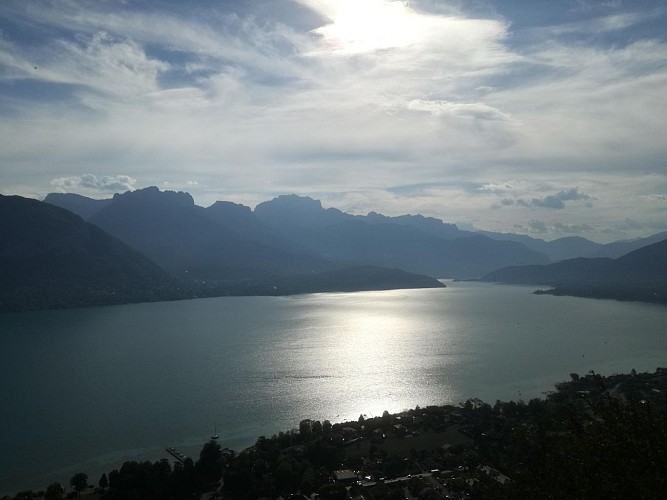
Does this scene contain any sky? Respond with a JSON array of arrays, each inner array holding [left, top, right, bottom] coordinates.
[[1, 0, 666, 243]]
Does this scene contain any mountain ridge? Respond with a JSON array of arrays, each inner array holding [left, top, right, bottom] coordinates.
[[3, 192, 448, 312], [0, 194, 190, 312], [45, 188, 667, 281], [482, 238, 667, 303]]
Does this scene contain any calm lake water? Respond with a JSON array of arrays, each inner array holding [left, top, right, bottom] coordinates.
[[1, 281, 667, 494]]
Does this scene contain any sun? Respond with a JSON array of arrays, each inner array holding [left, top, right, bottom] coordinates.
[[310, 0, 423, 54]]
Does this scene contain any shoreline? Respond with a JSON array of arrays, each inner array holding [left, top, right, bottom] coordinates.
[[4, 367, 666, 498]]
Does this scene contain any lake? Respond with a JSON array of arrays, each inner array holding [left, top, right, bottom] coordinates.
[[1, 281, 666, 494]]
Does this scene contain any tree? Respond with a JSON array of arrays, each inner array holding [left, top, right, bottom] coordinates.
[[69, 473, 88, 497], [197, 439, 223, 480], [45, 482, 64, 500], [299, 419, 313, 438], [98, 473, 108, 490], [382, 410, 392, 425], [275, 456, 300, 492]]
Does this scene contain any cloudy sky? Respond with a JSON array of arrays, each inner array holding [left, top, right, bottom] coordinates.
[[1, 0, 666, 242]]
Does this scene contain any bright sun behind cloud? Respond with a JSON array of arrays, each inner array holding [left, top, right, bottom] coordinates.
[[306, 0, 424, 53]]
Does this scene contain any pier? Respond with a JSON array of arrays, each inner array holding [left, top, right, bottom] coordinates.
[[165, 447, 189, 463]]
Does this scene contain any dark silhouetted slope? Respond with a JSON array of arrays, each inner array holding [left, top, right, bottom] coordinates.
[[482, 238, 667, 303], [0, 195, 187, 312], [608, 237, 667, 280], [592, 231, 667, 259], [203, 265, 445, 296], [44, 192, 112, 220], [483, 257, 614, 284], [88, 187, 329, 282], [255, 194, 549, 278], [480, 232, 604, 261]]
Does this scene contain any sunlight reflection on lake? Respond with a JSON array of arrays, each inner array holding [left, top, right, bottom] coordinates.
[[1, 282, 667, 494]]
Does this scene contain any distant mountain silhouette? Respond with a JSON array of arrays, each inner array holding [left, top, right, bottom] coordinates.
[[591, 231, 667, 259], [82, 187, 329, 282], [479, 232, 604, 262], [482, 238, 667, 303], [479, 230, 667, 262], [254, 194, 349, 228], [43, 192, 111, 219], [4, 192, 447, 312], [363, 211, 466, 239], [42, 188, 667, 301], [608, 237, 667, 280], [482, 257, 614, 284], [39, 189, 445, 304], [0, 194, 187, 312], [255, 194, 549, 278], [202, 265, 445, 296]]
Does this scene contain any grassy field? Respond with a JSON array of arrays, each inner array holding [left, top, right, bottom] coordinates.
[[344, 426, 473, 459]]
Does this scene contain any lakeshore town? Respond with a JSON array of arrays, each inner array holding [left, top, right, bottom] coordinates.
[[4, 368, 667, 500]]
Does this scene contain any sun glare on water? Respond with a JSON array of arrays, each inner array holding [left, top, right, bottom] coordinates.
[[310, 0, 424, 53]]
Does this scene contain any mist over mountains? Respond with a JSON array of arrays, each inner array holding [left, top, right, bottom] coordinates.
[[3, 186, 665, 312]]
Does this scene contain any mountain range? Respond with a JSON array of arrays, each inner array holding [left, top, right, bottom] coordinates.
[[0, 194, 189, 312], [482, 238, 667, 303], [3, 186, 664, 311], [47, 189, 553, 279], [46, 188, 667, 275], [1, 190, 449, 312]]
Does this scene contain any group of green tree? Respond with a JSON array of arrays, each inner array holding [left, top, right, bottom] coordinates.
[[2, 441, 224, 500]]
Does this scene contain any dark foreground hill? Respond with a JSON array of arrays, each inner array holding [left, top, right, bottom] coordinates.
[[8, 368, 665, 499], [0, 194, 189, 312], [482, 238, 667, 303]]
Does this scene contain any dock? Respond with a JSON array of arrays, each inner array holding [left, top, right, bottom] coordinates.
[[165, 447, 189, 463]]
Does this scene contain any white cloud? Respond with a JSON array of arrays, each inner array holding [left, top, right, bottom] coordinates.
[[50, 174, 137, 194], [498, 187, 593, 210], [0, 0, 666, 243], [406, 100, 511, 122], [0, 31, 167, 100]]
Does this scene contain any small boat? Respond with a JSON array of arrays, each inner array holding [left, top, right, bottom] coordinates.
[[211, 426, 219, 440]]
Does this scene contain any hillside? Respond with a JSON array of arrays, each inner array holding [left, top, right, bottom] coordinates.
[[2, 194, 446, 312], [46, 189, 550, 280], [200, 265, 445, 296], [482, 238, 667, 303], [254, 194, 549, 278], [83, 187, 330, 282], [0, 194, 189, 312], [42, 188, 667, 296]]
